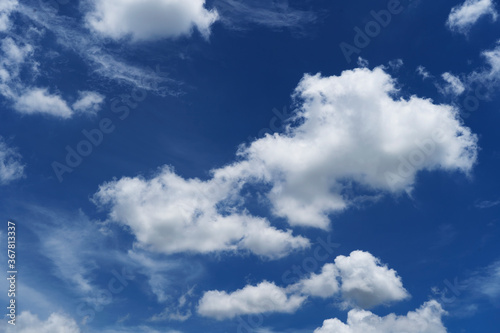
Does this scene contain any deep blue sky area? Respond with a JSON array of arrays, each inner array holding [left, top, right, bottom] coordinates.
[[0, 0, 499, 332]]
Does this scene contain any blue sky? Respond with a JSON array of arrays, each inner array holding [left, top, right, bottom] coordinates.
[[0, 0, 499, 332]]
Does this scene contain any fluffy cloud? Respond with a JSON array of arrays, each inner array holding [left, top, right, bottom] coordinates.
[[11, 88, 104, 118], [0, 37, 104, 118], [72, 91, 105, 114], [197, 281, 306, 320], [296, 263, 340, 298], [3, 311, 80, 333], [13, 88, 73, 118], [199, 251, 409, 320], [446, 0, 498, 34], [314, 300, 447, 333], [334, 251, 409, 308], [86, 0, 219, 41], [95, 67, 478, 255], [0, 137, 24, 184], [228, 67, 477, 228], [94, 166, 310, 259]]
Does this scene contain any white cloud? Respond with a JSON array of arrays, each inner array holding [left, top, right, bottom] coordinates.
[[86, 0, 219, 41], [197, 281, 306, 320], [334, 251, 409, 309], [446, 0, 498, 34], [480, 41, 500, 79], [13, 88, 73, 118], [440, 72, 466, 96], [295, 263, 340, 298], [96, 67, 478, 240], [483, 41, 500, 75], [94, 166, 310, 259], [314, 300, 447, 333], [465, 41, 500, 94], [0, 0, 18, 32], [0, 137, 24, 184], [0, 37, 99, 119], [199, 251, 410, 320], [4, 311, 81, 333], [72, 91, 105, 114], [228, 67, 477, 228]]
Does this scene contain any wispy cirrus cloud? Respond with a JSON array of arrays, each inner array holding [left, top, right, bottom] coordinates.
[[475, 198, 500, 208], [16, 2, 178, 95], [213, 0, 318, 32]]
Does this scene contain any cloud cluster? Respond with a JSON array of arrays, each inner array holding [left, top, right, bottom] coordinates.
[[333, 251, 409, 309], [446, 0, 498, 34], [0, 137, 24, 185], [197, 281, 306, 320], [197, 251, 409, 320], [232, 67, 477, 228], [0, 37, 105, 118], [95, 67, 478, 255], [314, 300, 447, 333], [86, 0, 219, 41], [94, 166, 310, 259]]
